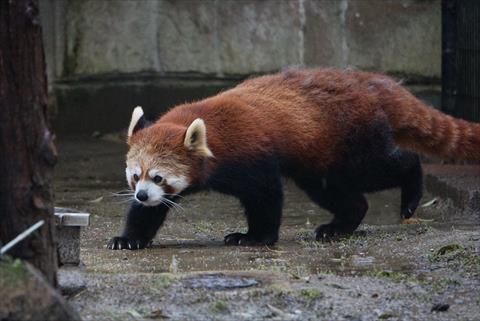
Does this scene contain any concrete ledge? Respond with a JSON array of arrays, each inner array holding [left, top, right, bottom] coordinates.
[[55, 208, 90, 266], [424, 165, 480, 215]]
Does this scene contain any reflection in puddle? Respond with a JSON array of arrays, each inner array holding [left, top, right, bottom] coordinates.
[[183, 273, 258, 290]]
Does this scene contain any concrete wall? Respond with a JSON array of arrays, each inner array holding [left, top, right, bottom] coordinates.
[[39, 0, 441, 134]]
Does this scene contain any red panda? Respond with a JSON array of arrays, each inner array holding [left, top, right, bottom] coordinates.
[[108, 68, 480, 250]]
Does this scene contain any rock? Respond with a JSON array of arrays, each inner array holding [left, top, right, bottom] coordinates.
[[431, 303, 450, 312], [0, 258, 81, 321], [58, 266, 87, 296]]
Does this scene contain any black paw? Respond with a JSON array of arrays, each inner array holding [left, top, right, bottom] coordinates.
[[224, 232, 278, 246], [401, 206, 416, 219], [315, 224, 352, 242], [107, 236, 152, 250]]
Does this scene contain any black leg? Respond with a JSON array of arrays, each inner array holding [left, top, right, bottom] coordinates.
[[314, 192, 368, 241], [107, 202, 169, 250], [209, 158, 283, 246], [300, 183, 368, 241], [297, 149, 422, 241], [224, 184, 283, 246], [359, 149, 423, 219], [398, 153, 423, 219]]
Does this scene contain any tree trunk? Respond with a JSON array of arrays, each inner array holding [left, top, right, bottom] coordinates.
[[0, 0, 58, 286]]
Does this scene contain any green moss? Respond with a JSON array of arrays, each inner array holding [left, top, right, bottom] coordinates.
[[299, 240, 326, 249], [299, 289, 323, 300], [265, 283, 292, 296], [338, 233, 367, 246], [428, 243, 480, 276], [434, 244, 464, 257], [0, 256, 26, 288], [192, 221, 218, 235], [295, 229, 313, 241], [378, 312, 396, 319], [152, 273, 177, 289], [299, 289, 324, 307], [212, 300, 229, 313], [316, 269, 336, 276], [429, 278, 461, 293], [416, 222, 432, 234], [365, 270, 419, 284]]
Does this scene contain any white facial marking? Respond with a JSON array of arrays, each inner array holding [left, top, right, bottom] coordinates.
[[136, 180, 164, 206], [147, 168, 189, 194], [133, 166, 141, 176], [167, 175, 189, 193], [148, 169, 161, 180], [125, 167, 131, 186], [125, 166, 141, 187]]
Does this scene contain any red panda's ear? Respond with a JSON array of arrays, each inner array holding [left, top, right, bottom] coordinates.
[[184, 118, 214, 157], [127, 106, 150, 142]]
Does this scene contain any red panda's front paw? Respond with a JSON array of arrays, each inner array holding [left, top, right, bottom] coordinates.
[[224, 232, 253, 246], [107, 236, 152, 250], [224, 232, 278, 246]]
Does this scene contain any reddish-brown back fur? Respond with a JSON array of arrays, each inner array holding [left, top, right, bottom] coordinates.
[[138, 68, 480, 179]]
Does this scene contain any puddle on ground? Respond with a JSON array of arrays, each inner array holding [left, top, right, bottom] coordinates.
[[183, 273, 258, 290]]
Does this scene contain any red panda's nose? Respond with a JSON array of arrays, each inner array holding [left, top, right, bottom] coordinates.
[[136, 190, 148, 202]]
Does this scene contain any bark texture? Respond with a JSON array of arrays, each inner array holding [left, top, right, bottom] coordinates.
[[0, 0, 58, 285]]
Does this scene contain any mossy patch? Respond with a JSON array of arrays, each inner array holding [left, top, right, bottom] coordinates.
[[433, 243, 464, 257], [299, 289, 323, 300], [211, 300, 229, 313], [299, 288, 324, 307], [365, 270, 419, 284], [192, 221, 216, 235], [153, 273, 177, 290], [0, 256, 26, 288], [429, 278, 461, 293], [428, 243, 480, 276], [378, 312, 396, 319]]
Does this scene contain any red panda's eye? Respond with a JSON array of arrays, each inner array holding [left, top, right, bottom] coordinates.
[[133, 174, 139, 182], [153, 175, 163, 184]]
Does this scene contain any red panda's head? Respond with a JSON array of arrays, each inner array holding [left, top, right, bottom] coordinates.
[[125, 106, 213, 206]]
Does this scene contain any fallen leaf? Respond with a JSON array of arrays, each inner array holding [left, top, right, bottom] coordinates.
[[401, 218, 421, 225], [127, 309, 142, 318], [421, 198, 437, 207], [146, 309, 169, 319], [88, 196, 103, 203]]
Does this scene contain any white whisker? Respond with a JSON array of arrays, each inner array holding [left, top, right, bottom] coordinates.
[[161, 197, 184, 213], [109, 193, 135, 198], [115, 197, 136, 204], [163, 197, 184, 210], [164, 193, 185, 199]]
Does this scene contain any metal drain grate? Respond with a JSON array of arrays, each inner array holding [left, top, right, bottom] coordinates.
[[442, 0, 480, 122]]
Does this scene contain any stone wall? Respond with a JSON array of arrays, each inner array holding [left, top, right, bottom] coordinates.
[[38, 0, 441, 134]]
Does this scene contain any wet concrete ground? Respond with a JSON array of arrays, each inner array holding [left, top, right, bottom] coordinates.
[[55, 137, 480, 321]]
